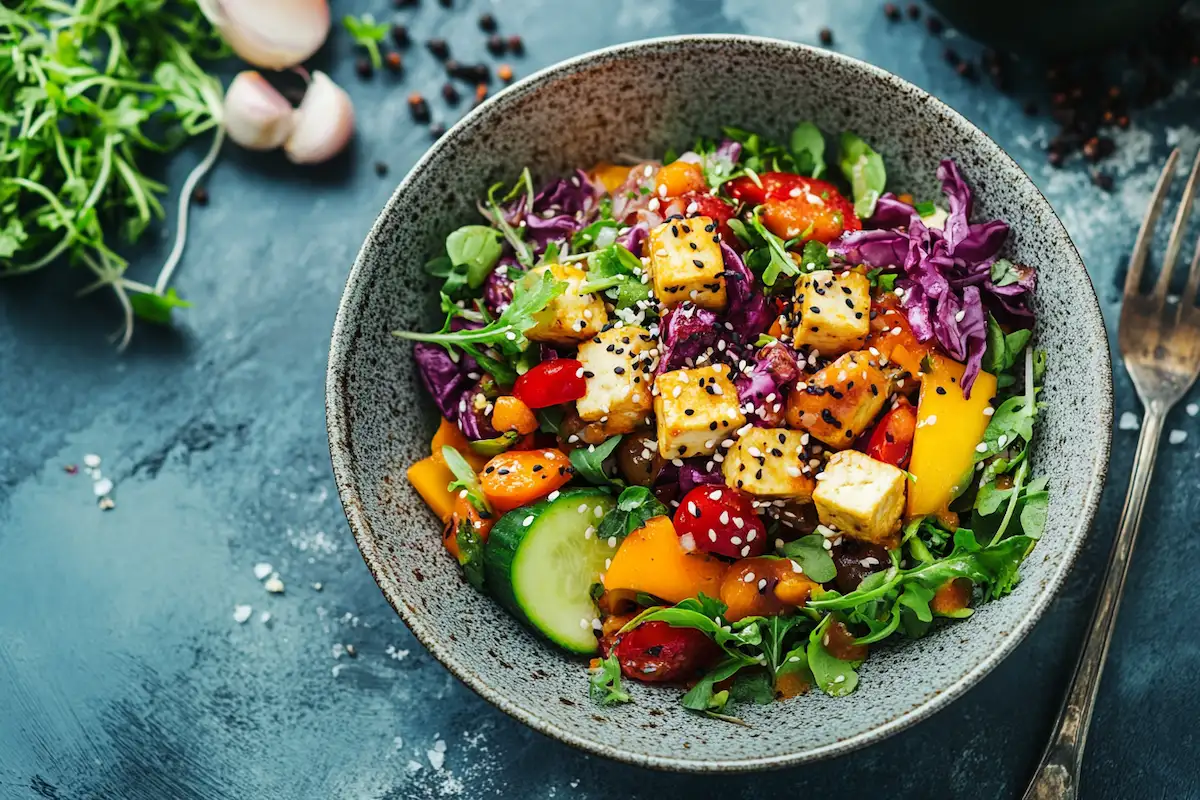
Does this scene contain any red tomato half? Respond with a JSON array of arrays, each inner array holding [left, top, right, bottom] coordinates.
[[725, 172, 860, 243], [865, 398, 918, 468], [614, 621, 721, 683], [673, 485, 768, 559], [512, 359, 586, 409], [678, 191, 737, 243]]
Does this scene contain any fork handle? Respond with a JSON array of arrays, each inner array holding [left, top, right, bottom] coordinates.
[[1022, 404, 1166, 800]]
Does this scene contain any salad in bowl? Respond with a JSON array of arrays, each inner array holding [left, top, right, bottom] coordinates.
[[396, 122, 1044, 719]]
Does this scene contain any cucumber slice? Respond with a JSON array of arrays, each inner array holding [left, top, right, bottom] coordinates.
[[484, 488, 616, 654]]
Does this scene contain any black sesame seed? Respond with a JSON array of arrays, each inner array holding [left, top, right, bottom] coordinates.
[[692, 259, 705, 269]]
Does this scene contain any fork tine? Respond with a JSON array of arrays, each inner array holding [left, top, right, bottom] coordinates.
[[1154, 148, 1200, 304], [1126, 148, 1180, 298], [1182, 234, 1200, 312]]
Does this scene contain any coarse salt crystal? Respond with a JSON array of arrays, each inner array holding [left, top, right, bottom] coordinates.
[[1118, 411, 1140, 431], [253, 562, 273, 580], [93, 477, 113, 497], [233, 605, 253, 623], [83, 454, 101, 469], [264, 575, 285, 594], [1169, 429, 1188, 445]]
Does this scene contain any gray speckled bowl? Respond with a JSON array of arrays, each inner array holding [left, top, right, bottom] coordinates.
[[326, 36, 1112, 771]]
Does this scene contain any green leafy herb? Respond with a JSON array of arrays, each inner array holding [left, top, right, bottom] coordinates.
[[867, 267, 899, 292], [580, 244, 652, 311], [571, 218, 620, 252], [799, 239, 831, 270], [589, 654, 632, 706], [777, 535, 837, 583], [535, 407, 564, 436], [445, 225, 504, 290], [914, 200, 937, 217], [342, 13, 389, 71], [486, 174, 536, 267], [744, 208, 799, 287], [789, 122, 827, 179], [455, 520, 486, 590], [982, 314, 1033, 376], [130, 287, 191, 324], [989, 258, 1024, 287], [441, 445, 490, 514], [568, 435, 624, 486], [681, 657, 749, 713], [838, 132, 887, 218], [807, 616, 860, 697], [730, 670, 776, 705], [597, 486, 668, 544]]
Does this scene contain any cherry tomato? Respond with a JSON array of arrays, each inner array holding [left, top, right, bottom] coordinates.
[[673, 485, 768, 559], [725, 173, 860, 243], [678, 191, 737, 243], [725, 172, 841, 206], [613, 621, 721, 682], [654, 161, 707, 198], [512, 358, 586, 409], [865, 397, 917, 468]]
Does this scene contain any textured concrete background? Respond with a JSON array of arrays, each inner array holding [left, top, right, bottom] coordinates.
[[2, 1, 1199, 798]]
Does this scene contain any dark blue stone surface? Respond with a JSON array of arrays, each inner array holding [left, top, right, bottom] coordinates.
[[3, 2, 1199, 798]]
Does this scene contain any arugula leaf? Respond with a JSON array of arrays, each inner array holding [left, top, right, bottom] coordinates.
[[867, 267, 899, 292], [681, 657, 749, 713], [789, 122, 826, 179], [535, 407, 564, 436], [445, 225, 504, 289], [689, 592, 729, 620], [342, 14, 389, 70], [914, 200, 937, 217], [838, 132, 887, 218], [730, 670, 776, 705], [572, 219, 620, 252], [579, 244, 652, 310], [588, 654, 632, 706], [982, 314, 1033, 375], [597, 486, 667, 544], [568, 435, 624, 486], [745, 208, 799, 287], [777, 535, 837, 583], [441, 445, 490, 514], [454, 520, 486, 590], [800, 239, 831, 270], [807, 616, 860, 697], [393, 270, 566, 361], [130, 288, 191, 324]]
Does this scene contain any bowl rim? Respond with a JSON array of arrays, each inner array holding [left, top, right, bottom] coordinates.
[[326, 33, 1113, 772]]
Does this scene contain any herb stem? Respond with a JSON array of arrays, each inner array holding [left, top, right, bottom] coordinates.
[[154, 126, 225, 295]]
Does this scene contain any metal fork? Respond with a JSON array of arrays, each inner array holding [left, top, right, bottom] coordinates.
[[1023, 148, 1200, 800]]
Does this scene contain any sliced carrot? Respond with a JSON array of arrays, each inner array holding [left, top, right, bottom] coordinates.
[[491, 396, 538, 436], [603, 517, 727, 604], [443, 494, 495, 560], [479, 448, 573, 512], [431, 418, 489, 472], [654, 160, 706, 198], [406, 456, 457, 522]]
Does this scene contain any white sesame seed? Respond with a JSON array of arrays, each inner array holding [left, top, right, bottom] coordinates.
[[607, 536, 618, 547], [548, 490, 561, 501], [975, 442, 988, 453], [522, 515, 535, 527], [743, 572, 756, 583], [708, 490, 723, 501], [740, 545, 750, 557], [708, 529, 717, 542], [578, 504, 589, 513], [719, 510, 729, 524], [984, 406, 995, 416], [730, 536, 742, 545], [594, 506, 604, 518], [757, 578, 767, 590]]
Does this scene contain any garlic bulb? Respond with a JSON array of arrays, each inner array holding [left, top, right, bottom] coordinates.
[[284, 71, 355, 165], [199, 0, 330, 70], [223, 71, 295, 151]]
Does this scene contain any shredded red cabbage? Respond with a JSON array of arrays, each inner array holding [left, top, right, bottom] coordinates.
[[734, 341, 801, 427]]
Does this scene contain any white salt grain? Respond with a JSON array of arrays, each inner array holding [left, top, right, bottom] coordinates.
[[264, 575, 285, 594], [1169, 429, 1188, 445], [233, 605, 253, 623], [253, 562, 274, 580], [93, 477, 113, 497], [1118, 411, 1140, 431]]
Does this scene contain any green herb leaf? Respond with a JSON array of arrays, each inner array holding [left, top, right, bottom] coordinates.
[[569, 435, 624, 486], [746, 208, 799, 287], [807, 616, 860, 697], [800, 239, 831, 271], [446, 225, 504, 289], [982, 314, 1034, 375], [455, 520, 486, 590], [789, 121, 826, 179], [838, 132, 887, 219], [989, 258, 1023, 287], [572, 219, 620, 251], [580, 243, 652, 310], [777, 535, 837, 583], [588, 654, 632, 706], [914, 200, 937, 217], [441, 445, 490, 514], [129, 288, 191, 325], [342, 14, 389, 70], [596, 485, 668, 544], [867, 267, 899, 292], [535, 407, 564, 436], [730, 670, 776, 705], [681, 657, 749, 712]]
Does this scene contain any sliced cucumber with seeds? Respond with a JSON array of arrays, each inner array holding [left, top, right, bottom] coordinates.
[[484, 488, 616, 654]]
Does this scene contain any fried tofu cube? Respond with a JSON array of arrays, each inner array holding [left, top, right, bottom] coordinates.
[[647, 216, 727, 312], [526, 263, 608, 345], [812, 450, 906, 545], [654, 365, 745, 460], [722, 427, 817, 502], [575, 325, 656, 433], [786, 351, 889, 449], [792, 270, 871, 355]]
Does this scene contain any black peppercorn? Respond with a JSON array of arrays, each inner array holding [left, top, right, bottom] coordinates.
[[374, 161, 389, 177], [883, 3, 900, 21], [487, 34, 506, 56], [385, 51, 403, 73], [355, 57, 373, 79], [442, 82, 461, 104], [818, 27, 833, 45], [427, 38, 450, 60], [506, 35, 524, 55], [391, 24, 410, 48], [192, 187, 209, 206], [408, 93, 430, 123], [479, 12, 497, 32], [906, 3, 920, 20], [1092, 171, 1114, 191]]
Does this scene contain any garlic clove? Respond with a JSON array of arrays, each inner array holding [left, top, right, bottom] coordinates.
[[284, 71, 355, 165], [201, 0, 330, 71], [223, 71, 296, 151]]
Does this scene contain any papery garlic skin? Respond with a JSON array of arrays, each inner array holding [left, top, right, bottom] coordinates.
[[223, 71, 296, 151], [284, 71, 355, 165], [200, 0, 330, 70]]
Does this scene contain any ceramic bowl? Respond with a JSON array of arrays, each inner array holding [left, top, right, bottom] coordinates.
[[326, 35, 1112, 771]]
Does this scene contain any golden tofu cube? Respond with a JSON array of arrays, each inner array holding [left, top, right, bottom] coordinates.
[[526, 263, 608, 345], [575, 325, 656, 433], [786, 351, 889, 449], [722, 427, 817, 502], [792, 270, 871, 355], [654, 365, 745, 460], [812, 450, 907, 545], [647, 216, 727, 312]]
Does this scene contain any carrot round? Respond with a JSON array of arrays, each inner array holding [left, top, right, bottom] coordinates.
[[480, 448, 573, 512], [491, 396, 538, 436]]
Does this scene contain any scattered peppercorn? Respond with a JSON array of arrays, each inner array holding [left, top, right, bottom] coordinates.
[[883, 3, 900, 21], [506, 35, 524, 56], [430, 122, 447, 139], [374, 161, 389, 177], [192, 186, 209, 206], [818, 27, 833, 45], [442, 82, 461, 104], [391, 24, 410, 48], [355, 57, 373, 79], [393, 0, 417, 6], [448, 61, 490, 83], [427, 38, 450, 60], [479, 12, 497, 32], [473, 83, 488, 106], [385, 51, 403, 73], [942, 47, 960, 66], [1048, 150, 1064, 168], [955, 61, 976, 81], [487, 33, 506, 56], [408, 92, 431, 123], [1092, 171, 1114, 191], [906, 3, 920, 19], [926, 16, 943, 34], [498, 63, 514, 83], [1117, 115, 1130, 129]]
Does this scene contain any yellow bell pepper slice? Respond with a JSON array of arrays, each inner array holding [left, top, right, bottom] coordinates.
[[406, 456, 457, 522], [906, 355, 997, 519]]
